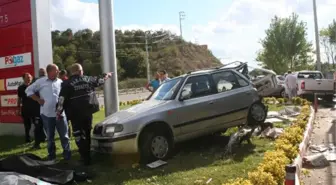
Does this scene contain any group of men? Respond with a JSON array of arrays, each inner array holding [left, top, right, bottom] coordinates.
[[145, 70, 170, 92], [17, 63, 112, 166]]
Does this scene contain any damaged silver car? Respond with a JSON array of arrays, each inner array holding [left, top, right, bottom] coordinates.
[[92, 64, 268, 162]]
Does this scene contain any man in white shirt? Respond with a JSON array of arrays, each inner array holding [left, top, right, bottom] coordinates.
[[285, 71, 297, 99], [26, 64, 71, 161]]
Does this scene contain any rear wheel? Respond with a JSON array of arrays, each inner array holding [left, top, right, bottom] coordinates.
[[280, 89, 286, 98], [247, 102, 267, 126], [139, 126, 173, 164], [324, 95, 334, 102]]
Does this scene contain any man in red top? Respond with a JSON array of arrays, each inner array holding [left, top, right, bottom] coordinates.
[[59, 70, 68, 81]]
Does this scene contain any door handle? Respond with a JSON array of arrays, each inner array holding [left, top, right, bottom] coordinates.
[[209, 101, 214, 105]]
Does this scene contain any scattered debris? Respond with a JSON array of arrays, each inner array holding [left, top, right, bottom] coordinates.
[[303, 153, 329, 167], [223, 105, 300, 154], [206, 178, 212, 184], [261, 127, 284, 139], [265, 117, 285, 123], [278, 106, 301, 117], [224, 127, 254, 155], [147, 160, 167, 169], [303, 144, 336, 167], [310, 145, 329, 153]]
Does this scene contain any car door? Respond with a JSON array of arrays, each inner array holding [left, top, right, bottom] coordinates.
[[173, 74, 218, 137], [210, 70, 254, 128]]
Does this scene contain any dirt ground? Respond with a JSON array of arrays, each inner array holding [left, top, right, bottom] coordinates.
[[302, 104, 336, 185]]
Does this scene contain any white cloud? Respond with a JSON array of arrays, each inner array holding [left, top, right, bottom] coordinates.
[[51, 0, 336, 68]]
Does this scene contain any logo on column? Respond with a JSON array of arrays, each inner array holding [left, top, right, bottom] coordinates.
[[6, 77, 23, 90], [1, 94, 18, 107], [0, 52, 31, 69]]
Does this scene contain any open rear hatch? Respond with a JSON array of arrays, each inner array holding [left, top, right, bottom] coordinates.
[[221, 61, 278, 96]]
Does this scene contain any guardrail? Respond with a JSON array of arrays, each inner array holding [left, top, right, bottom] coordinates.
[[97, 87, 147, 97]]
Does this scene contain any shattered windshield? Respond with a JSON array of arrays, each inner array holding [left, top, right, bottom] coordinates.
[[150, 78, 182, 101]]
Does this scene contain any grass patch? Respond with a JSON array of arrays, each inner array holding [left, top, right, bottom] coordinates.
[[0, 104, 277, 185]]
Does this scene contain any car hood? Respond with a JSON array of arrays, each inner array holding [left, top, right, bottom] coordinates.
[[100, 100, 167, 125]]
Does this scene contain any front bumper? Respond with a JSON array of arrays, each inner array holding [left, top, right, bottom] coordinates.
[[91, 133, 138, 154]]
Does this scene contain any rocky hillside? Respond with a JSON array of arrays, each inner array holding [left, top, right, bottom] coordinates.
[[51, 29, 221, 79]]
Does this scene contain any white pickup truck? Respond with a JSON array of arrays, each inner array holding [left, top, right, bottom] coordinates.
[[295, 71, 335, 102]]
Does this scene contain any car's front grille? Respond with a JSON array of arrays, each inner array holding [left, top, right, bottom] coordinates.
[[93, 125, 103, 135]]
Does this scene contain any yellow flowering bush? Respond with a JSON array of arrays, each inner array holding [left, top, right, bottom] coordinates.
[[224, 97, 311, 185], [248, 168, 277, 185], [222, 178, 253, 185]]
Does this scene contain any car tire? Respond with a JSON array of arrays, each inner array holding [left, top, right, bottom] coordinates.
[[247, 101, 267, 126], [139, 128, 173, 164], [280, 89, 286, 98]]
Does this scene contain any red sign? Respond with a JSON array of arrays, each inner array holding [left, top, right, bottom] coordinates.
[[0, 0, 31, 28], [0, 0, 32, 123], [0, 107, 21, 123]]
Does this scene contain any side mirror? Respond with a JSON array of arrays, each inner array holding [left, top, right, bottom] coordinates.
[[180, 89, 192, 101]]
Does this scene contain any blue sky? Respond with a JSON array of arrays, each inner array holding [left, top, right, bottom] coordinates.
[[51, 0, 336, 66], [81, 0, 230, 27]]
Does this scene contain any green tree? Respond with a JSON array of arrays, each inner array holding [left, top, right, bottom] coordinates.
[[256, 13, 314, 73], [320, 28, 336, 66]]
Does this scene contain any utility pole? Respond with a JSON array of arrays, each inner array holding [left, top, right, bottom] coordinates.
[[98, 0, 119, 116], [179, 11, 185, 39], [313, 0, 322, 71], [145, 31, 150, 82]]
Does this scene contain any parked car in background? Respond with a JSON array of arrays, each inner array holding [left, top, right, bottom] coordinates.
[[249, 68, 282, 97], [296, 70, 335, 102], [276, 75, 285, 85], [92, 67, 268, 162]]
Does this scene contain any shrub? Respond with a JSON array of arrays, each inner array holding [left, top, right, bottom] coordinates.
[[277, 98, 284, 104], [222, 178, 253, 185], [259, 151, 289, 184], [248, 168, 277, 185]]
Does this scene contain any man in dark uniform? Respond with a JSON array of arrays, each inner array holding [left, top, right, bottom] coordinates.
[[58, 69, 71, 137], [56, 63, 112, 166]]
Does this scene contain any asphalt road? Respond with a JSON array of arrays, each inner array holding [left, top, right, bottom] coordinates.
[[97, 91, 151, 105]]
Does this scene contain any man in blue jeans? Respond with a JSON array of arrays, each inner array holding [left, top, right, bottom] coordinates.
[[26, 64, 71, 161]]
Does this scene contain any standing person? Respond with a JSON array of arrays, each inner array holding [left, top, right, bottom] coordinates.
[[39, 68, 46, 77], [56, 63, 112, 166], [145, 72, 161, 92], [25, 64, 71, 161], [18, 73, 46, 148], [159, 70, 170, 83], [285, 70, 297, 100], [58, 69, 71, 137], [59, 70, 68, 81], [17, 73, 34, 143]]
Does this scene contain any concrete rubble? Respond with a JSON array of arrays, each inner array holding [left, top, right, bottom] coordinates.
[[224, 105, 301, 154], [303, 144, 336, 167]]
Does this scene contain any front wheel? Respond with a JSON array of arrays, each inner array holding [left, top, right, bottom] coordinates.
[[139, 129, 173, 164]]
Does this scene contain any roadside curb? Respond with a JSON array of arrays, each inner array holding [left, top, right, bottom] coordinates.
[[292, 106, 315, 184]]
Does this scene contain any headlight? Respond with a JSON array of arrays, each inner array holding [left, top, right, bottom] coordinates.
[[104, 124, 123, 135]]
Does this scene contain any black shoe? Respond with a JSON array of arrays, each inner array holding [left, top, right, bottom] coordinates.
[[25, 139, 31, 143]]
